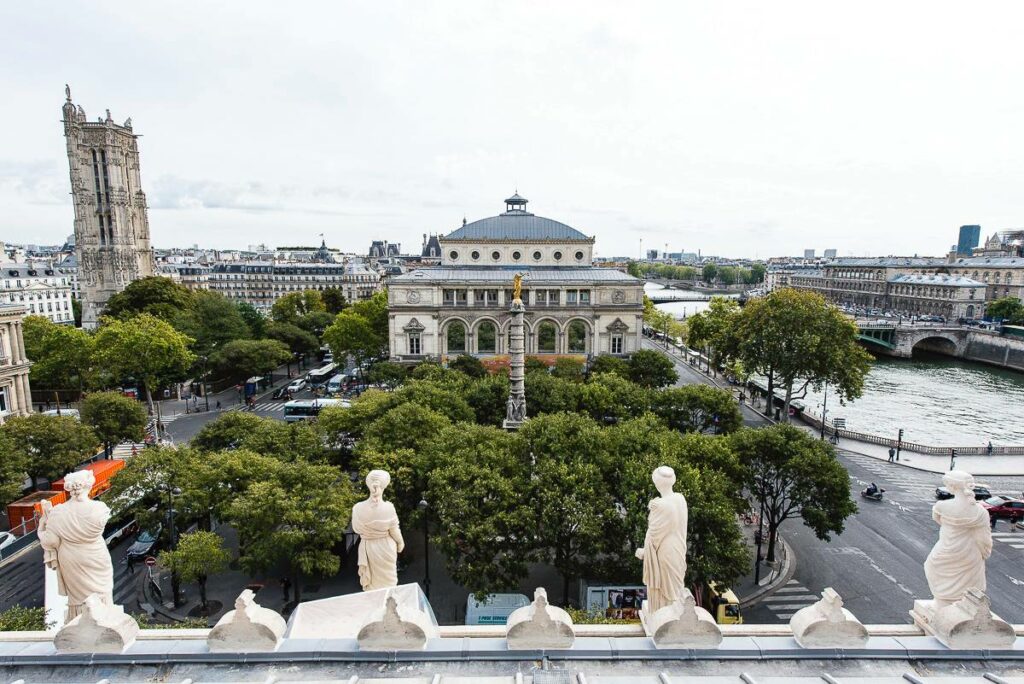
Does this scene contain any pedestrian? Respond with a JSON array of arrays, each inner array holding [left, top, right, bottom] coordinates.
[[280, 576, 292, 603], [987, 441, 994, 456], [888, 447, 895, 463], [991, 515, 997, 530], [216, 400, 221, 410]]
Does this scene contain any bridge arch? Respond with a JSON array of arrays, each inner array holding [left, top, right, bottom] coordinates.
[[910, 333, 963, 358]]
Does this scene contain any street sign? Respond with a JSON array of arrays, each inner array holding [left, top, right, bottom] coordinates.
[[833, 418, 846, 429], [144, 556, 157, 567]]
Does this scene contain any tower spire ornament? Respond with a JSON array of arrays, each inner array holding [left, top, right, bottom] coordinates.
[[503, 272, 528, 430]]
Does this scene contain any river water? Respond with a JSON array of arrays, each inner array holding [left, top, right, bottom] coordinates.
[[646, 283, 1024, 445]]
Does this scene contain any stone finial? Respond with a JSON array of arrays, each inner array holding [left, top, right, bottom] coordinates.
[[912, 588, 1015, 649], [357, 594, 435, 651], [789, 587, 868, 648], [53, 594, 139, 653], [641, 589, 722, 649], [208, 589, 286, 652], [506, 588, 575, 650]]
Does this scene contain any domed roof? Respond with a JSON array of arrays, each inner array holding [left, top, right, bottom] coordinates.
[[443, 194, 591, 242]]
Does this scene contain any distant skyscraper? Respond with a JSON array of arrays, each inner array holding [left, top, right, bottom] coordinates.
[[957, 225, 981, 256], [824, 248, 837, 259], [61, 86, 155, 328], [803, 249, 816, 259]]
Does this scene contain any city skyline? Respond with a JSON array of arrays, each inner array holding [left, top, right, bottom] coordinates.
[[3, 2, 1024, 258]]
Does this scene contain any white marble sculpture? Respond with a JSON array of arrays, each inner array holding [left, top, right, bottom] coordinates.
[[911, 470, 1014, 648], [357, 594, 436, 650], [38, 470, 114, 621], [53, 593, 139, 653], [506, 587, 575, 650], [635, 466, 688, 615], [643, 589, 722, 648], [352, 470, 405, 591], [208, 589, 287, 652], [790, 588, 868, 648]]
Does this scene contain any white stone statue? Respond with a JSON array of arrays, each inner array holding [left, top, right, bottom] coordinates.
[[352, 470, 405, 591], [924, 470, 991, 608], [38, 470, 114, 621], [635, 466, 688, 615]]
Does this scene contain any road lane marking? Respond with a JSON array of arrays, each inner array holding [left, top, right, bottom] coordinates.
[[767, 604, 815, 610]]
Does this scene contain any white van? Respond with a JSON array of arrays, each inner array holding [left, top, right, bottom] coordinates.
[[326, 374, 348, 395]]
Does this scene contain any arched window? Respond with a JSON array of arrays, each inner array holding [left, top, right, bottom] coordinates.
[[537, 321, 557, 353], [447, 321, 466, 353], [477, 321, 497, 353], [567, 320, 587, 353]]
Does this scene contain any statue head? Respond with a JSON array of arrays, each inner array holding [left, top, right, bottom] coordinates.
[[652, 465, 676, 496], [64, 470, 95, 501], [366, 469, 391, 503], [942, 470, 975, 499]]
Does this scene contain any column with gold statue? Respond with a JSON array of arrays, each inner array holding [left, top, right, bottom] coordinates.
[[503, 273, 527, 430]]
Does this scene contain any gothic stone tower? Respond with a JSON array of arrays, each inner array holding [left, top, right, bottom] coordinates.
[[62, 86, 155, 328]]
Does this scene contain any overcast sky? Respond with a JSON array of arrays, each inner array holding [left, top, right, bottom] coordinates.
[[2, 1, 1022, 259]]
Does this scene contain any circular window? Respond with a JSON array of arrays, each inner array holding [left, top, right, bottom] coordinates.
[[533, 250, 542, 261], [492, 250, 501, 261], [449, 250, 459, 260], [471, 250, 480, 260], [575, 251, 584, 261], [553, 251, 563, 261], [512, 251, 522, 260]]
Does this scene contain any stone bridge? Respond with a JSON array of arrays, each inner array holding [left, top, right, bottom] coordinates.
[[857, 323, 1024, 371]]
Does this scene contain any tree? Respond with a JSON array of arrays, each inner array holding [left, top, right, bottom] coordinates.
[[270, 290, 326, 326], [361, 404, 452, 453], [348, 291, 389, 341], [236, 302, 266, 338], [702, 263, 718, 284], [102, 276, 194, 322], [297, 310, 336, 339], [448, 354, 486, 378], [986, 296, 1024, 324], [22, 315, 96, 395], [588, 354, 628, 377], [159, 531, 231, 613], [322, 309, 383, 368], [731, 424, 857, 562], [79, 391, 148, 457], [685, 297, 741, 374], [627, 261, 643, 278], [718, 266, 737, 286], [524, 371, 582, 415], [191, 411, 323, 462], [227, 460, 354, 603], [1, 414, 99, 491], [736, 289, 872, 421], [749, 263, 766, 284], [366, 361, 408, 389], [577, 373, 650, 424], [627, 349, 678, 388], [175, 290, 251, 357], [463, 373, 510, 426], [93, 314, 196, 411], [321, 287, 348, 315], [191, 412, 267, 452], [551, 357, 585, 382], [104, 446, 206, 535], [652, 385, 743, 435], [212, 339, 292, 382], [0, 605, 51, 631], [0, 431, 25, 506], [265, 321, 320, 358]]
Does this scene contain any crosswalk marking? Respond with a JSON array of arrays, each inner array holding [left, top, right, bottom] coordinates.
[[775, 586, 811, 593], [776, 613, 796, 620], [227, 401, 285, 413], [764, 580, 818, 622]]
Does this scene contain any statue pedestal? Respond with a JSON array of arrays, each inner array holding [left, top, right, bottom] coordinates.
[[910, 590, 1015, 649], [790, 588, 867, 648], [53, 594, 139, 654], [639, 592, 722, 649]]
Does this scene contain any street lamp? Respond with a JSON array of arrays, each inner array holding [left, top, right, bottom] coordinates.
[[819, 382, 829, 441], [417, 498, 431, 599], [949, 448, 956, 472], [158, 482, 183, 605]]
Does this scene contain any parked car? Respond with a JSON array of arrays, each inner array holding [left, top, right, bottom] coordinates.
[[125, 525, 162, 562], [935, 485, 991, 501], [0, 531, 16, 553], [286, 378, 306, 393], [981, 496, 1024, 521]]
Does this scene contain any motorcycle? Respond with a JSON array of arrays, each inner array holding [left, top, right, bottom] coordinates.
[[860, 487, 885, 502]]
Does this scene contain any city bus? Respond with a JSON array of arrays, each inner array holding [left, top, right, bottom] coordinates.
[[306, 363, 338, 388], [283, 398, 350, 422]]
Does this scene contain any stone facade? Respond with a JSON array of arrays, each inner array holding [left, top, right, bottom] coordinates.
[[388, 195, 642, 362], [62, 87, 155, 328], [200, 261, 381, 311], [0, 264, 75, 324], [0, 304, 33, 423]]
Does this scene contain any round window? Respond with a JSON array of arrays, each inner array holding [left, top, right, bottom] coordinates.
[[471, 250, 480, 260], [533, 250, 542, 261], [553, 251, 563, 261], [512, 251, 522, 260], [449, 250, 459, 260], [492, 250, 501, 260], [575, 251, 584, 261]]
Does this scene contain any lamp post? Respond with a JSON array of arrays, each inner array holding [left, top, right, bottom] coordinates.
[[949, 448, 956, 471], [819, 382, 829, 441], [753, 495, 766, 585], [158, 482, 183, 605], [417, 498, 431, 599], [896, 428, 904, 461]]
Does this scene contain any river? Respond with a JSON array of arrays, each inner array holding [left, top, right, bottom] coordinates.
[[647, 283, 1024, 445]]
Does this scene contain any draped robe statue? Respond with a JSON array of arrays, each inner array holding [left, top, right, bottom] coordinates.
[[635, 466, 688, 614], [38, 471, 114, 620], [352, 470, 405, 591], [924, 470, 992, 608]]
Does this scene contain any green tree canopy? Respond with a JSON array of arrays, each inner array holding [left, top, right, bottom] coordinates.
[[93, 314, 196, 410], [79, 391, 148, 455], [0, 431, 25, 506], [448, 354, 486, 378], [686, 297, 741, 371], [588, 354, 629, 377], [102, 276, 195, 322], [211, 339, 292, 382], [265, 321, 320, 357], [651, 385, 743, 434], [270, 290, 326, 326], [702, 263, 718, 283], [1, 414, 98, 491], [366, 361, 408, 389], [159, 530, 231, 612], [627, 349, 678, 388], [175, 290, 251, 357], [321, 287, 348, 315], [22, 315, 96, 394], [731, 424, 856, 562], [235, 302, 267, 338], [986, 296, 1024, 324], [323, 309, 385, 367]]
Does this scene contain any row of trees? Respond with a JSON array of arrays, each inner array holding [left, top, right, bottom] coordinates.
[[628, 261, 766, 286], [687, 288, 873, 420], [987, 296, 1024, 324]]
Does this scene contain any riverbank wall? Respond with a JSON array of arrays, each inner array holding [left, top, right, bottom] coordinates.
[[872, 327, 1024, 373]]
